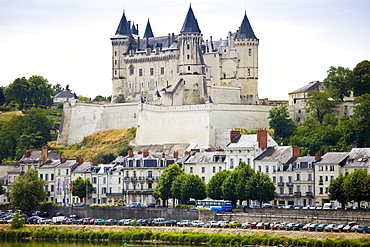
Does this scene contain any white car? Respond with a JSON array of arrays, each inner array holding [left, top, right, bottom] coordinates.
[[190, 220, 204, 227], [177, 220, 192, 227]]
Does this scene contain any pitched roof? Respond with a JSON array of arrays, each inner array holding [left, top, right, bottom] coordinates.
[[254, 146, 293, 163], [236, 12, 257, 39], [143, 19, 154, 38], [344, 148, 370, 167], [113, 11, 133, 38], [184, 151, 225, 164], [315, 152, 348, 165], [226, 134, 277, 149], [131, 22, 138, 35], [54, 91, 77, 99], [180, 5, 201, 34], [289, 81, 325, 94], [20, 151, 60, 164]]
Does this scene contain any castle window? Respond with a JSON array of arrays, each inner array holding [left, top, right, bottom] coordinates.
[[187, 43, 190, 49], [114, 60, 117, 65], [114, 51, 117, 56], [248, 49, 252, 56], [187, 54, 190, 59], [129, 65, 134, 75], [247, 69, 250, 76], [187, 66, 190, 71], [115, 71, 117, 76], [139, 69, 143, 76], [150, 68, 154, 76], [161, 67, 164, 75]]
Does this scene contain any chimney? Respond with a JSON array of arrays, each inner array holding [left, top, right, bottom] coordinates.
[[128, 150, 134, 157], [173, 151, 179, 159], [138, 151, 143, 155], [315, 153, 321, 161], [25, 150, 31, 157], [257, 129, 268, 149], [162, 152, 165, 158], [205, 148, 212, 152], [168, 33, 171, 47], [191, 149, 200, 152], [185, 151, 190, 156], [75, 156, 81, 164], [292, 146, 300, 157], [59, 157, 65, 163], [92, 159, 98, 166], [143, 150, 149, 157], [172, 33, 175, 43], [137, 37, 140, 51], [42, 145, 48, 164], [230, 130, 242, 142]]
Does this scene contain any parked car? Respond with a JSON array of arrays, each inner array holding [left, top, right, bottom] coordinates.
[[324, 224, 337, 232], [94, 219, 106, 225], [308, 224, 319, 231], [285, 223, 296, 230], [332, 224, 347, 232], [123, 219, 134, 225], [65, 218, 78, 224], [219, 221, 230, 228], [177, 220, 192, 227], [105, 219, 119, 225], [356, 225, 369, 233], [227, 221, 242, 228], [190, 220, 205, 227], [241, 222, 252, 229], [316, 224, 328, 232], [293, 223, 305, 231], [164, 220, 177, 226], [205, 221, 219, 228], [302, 223, 313, 231]]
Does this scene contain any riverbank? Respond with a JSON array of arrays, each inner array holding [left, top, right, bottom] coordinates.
[[1, 224, 370, 241]]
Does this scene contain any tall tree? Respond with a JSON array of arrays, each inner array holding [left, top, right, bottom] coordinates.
[[153, 163, 184, 206], [328, 174, 347, 208], [172, 174, 206, 204], [27, 75, 53, 107], [4, 77, 29, 108], [222, 171, 239, 207], [268, 105, 296, 143], [323, 66, 353, 101], [352, 60, 370, 97], [246, 171, 276, 207], [9, 169, 47, 212], [351, 94, 370, 147], [343, 169, 369, 208], [72, 177, 94, 202], [234, 161, 255, 206], [0, 87, 5, 105], [305, 89, 338, 124], [206, 170, 230, 200]]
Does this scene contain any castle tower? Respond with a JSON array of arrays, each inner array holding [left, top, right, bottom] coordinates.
[[178, 5, 207, 105], [235, 12, 259, 104], [111, 11, 133, 103]]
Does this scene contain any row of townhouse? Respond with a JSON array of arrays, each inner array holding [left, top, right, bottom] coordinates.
[[1, 130, 370, 207]]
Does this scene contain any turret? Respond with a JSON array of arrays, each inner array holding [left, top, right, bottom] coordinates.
[[111, 11, 133, 103], [234, 11, 259, 104], [178, 5, 207, 105]]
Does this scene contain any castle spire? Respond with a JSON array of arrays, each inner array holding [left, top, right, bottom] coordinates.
[[114, 10, 133, 37], [180, 4, 201, 34], [236, 11, 257, 39], [143, 18, 154, 38], [131, 22, 138, 35]]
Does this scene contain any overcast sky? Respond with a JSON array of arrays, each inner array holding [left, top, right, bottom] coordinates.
[[0, 0, 369, 100]]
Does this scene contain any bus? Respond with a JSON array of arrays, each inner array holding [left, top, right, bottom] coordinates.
[[195, 200, 232, 212]]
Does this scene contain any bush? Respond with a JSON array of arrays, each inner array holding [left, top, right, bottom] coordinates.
[[10, 211, 26, 229]]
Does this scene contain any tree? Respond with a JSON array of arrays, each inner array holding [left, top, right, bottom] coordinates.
[[268, 105, 296, 142], [323, 66, 353, 101], [0, 181, 5, 195], [222, 171, 239, 207], [78, 95, 90, 101], [305, 89, 338, 124], [0, 108, 54, 162], [52, 84, 64, 95], [72, 177, 94, 202], [328, 174, 347, 208], [234, 162, 255, 206], [351, 94, 370, 147], [206, 170, 230, 200], [352, 60, 370, 97], [0, 87, 5, 105], [9, 169, 47, 212], [154, 163, 184, 206], [10, 211, 26, 229], [172, 174, 206, 204], [4, 77, 29, 108], [343, 169, 369, 208], [246, 171, 276, 207]]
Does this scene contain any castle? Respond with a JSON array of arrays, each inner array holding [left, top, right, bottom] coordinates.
[[111, 5, 259, 106], [57, 6, 277, 151]]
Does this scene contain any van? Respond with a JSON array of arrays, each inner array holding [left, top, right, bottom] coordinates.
[[52, 216, 67, 224], [323, 203, 332, 210]]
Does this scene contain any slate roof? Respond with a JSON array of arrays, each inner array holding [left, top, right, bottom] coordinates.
[[180, 5, 201, 34], [39, 159, 60, 168], [315, 152, 349, 165], [184, 152, 226, 164], [112, 11, 133, 38], [226, 134, 277, 149], [20, 151, 60, 164], [72, 162, 93, 173], [54, 91, 77, 99], [57, 159, 77, 168], [344, 148, 370, 167], [290, 81, 325, 94], [143, 19, 154, 38], [294, 155, 316, 169], [7, 167, 21, 174], [131, 22, 138, 35], [254, 146, 293, 163], [236, 12, 257, 39]]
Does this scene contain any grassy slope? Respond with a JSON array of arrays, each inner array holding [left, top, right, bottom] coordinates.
[[0, 110, 22, 126], [48, 128, 136, 161]]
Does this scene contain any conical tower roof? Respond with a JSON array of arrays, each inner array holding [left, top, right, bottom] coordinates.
[[236, 12, 257, 39], [114, 11, 133, 37], [143, 19, 154, 38], [180, 5, 201, 34], [131, 22, 138, 35]]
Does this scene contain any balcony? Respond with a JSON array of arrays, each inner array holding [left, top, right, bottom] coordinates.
[[146, 177, 154, 181], [294, 192, 302, 197], [277, 182, 284, 186], [130, 177, 137, 181], [107, 193, 123, 197], [319, 180, 323, 185], [306, 192, 313, 197], [286, 182, 293, 187], [124, 177, 130, 180], [138, 176, 145, 180]]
